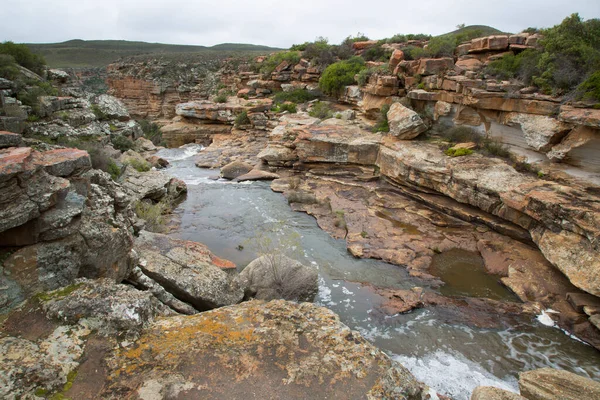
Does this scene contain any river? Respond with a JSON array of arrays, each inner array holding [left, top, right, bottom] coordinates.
[[156, 144, 600, 399]]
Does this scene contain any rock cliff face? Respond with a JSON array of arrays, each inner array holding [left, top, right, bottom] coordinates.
[[0, 145, 136, 313]]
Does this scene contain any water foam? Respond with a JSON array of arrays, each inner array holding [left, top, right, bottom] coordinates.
[[393, 350, 518, 400], [156, 143, 204, 161]]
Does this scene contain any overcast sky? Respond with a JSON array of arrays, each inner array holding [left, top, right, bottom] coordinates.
[[1, 0, 599, 48]]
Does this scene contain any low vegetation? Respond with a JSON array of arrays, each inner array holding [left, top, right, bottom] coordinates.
[[486, 14, 600, 102], [234, 110, 251, 127], [318, 56, 365, 97], [0, 41, 46, 76], [138, 119, 165, 146], [373, 104, 390, 132], [273, 89, 318, 104], [135, 200, 170, 233], [110, 135, 134, 152], [259, 51, 301, 76], [445, 147, 473, 157], [308, 101, 335, 119], [127, 157, 151, 172]]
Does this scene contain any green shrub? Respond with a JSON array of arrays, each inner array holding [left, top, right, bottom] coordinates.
[[234, 110, 251, 127], [17, 81, 58, 116], [260, 51, 301, 76], [308, 101, 334, 119], [445, 147, 473, 157], [138, 119, 164, 145], [482, 138, 511, 158], [319, 56, 366, 97], [107, 159, 122, 180], [111, 135, 134, 152], [0, 41, 46, 76], [279, 103, 297, 113], [486, 49, 541, 82], [273, 89, 317, 104], [0, 54, 19, 80], [362, 44, 391, 62], [374, 104, 390, 132], [128, 157, 151, 172], [356, 64, 391, 87], [534, 14, 600, 96], [424, 36, 457, 58], [578, 71, 600, 102], [214, 93, 228, 103], [442, 126, 483, 144], [26, 114, 40, 122]]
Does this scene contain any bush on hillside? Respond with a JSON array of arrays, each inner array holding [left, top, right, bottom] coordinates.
[[318, 56, 366, 97], [0, 41, 46, 76], [0, 54, 20, 80], [139, 119, 165, 145], [308, 101, 334, 119], [273, 89, 318, 104], [486, 14, 600, 101], [234, 111, 251, 127], [260, 51, 301, 76], [111, 135, 134, 152]]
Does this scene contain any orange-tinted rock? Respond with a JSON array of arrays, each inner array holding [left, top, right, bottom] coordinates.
[[417, 58, 454, 75], [456, 58, 483, 71], [352, 40, 378, 50], [35, 148, 91, 177], [469, 35, 509, 53], [547, 126, 598, 161], [388, 49, 405, 70], [558, 105, 600, 128]]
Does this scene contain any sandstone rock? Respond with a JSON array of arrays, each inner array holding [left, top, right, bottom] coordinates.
[[386, 103, 427, 139], [389, 49, 405, 70], [128, 266, 198, 315], [100, 300, 430, 399], [547, 126, 597, 161], [359, 93, 393, 118], [220, 160, 253, 179], [519, 368, 600, 400], [434, 101, 452, 120], [470, 35, 509, 52], [0, 130, 22, 148], [471, 386, 525, 400], [233, 169, 280, 182], [145, 155, 169, 169], [42, 278, 169, 335], [160, 118, 232, 148], [38, 96, 87, 117], [175, 98, 272, 122], [120, 167, 185, 202], [293, 120, 382, 164], [417, 58, 454, 75], [558, 105, 600, 128], [134, 136, 157, 152], [257, 144, 298, 163], [93, 94, 130, 121], [505, 113, 571, 152], [239, 255, 318, 302], [335, 109, 356, 120], [456, 58, 483, 71], [453, 142, 477, 150], [36, 148, 91, 177], [352, 40, 378, 50], [134, 231, 244, 311], [119, 149, 151, 170]]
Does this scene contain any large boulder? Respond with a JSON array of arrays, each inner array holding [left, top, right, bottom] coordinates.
[[519, 368, 600, 400], [0, 131, 22, 148], [93, 94, 130, 121], [120, 167, 187, 202], [99, 300, 430, 399], [293, 119, 382, 164], [134, 231, 244, 311], [41, 278, 169, 335], [220, 160, 253, 180], [504, 113, 571, 152], [239, 254, 318, 302], [386, 103, 427, 139]]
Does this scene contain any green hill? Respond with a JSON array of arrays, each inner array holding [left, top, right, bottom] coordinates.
[[25, 39, 281, 68], [437, 25, 506, 42]]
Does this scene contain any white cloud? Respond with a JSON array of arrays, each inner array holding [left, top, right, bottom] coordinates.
[[1, 0, 598, 47]]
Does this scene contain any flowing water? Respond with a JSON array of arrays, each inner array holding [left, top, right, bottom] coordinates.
[[157, 145, 600, 399]]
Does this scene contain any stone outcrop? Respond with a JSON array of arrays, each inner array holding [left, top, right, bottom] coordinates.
[[519, 368, 600, 400], [220, 160, 253, 179], [239, 255, 318, 302], [0, 147, 137, 313], [120, 167, 187, 203], [471, 386, 525, 400], [386, 102, 427, 139], [133, 231, 244, 311], [377, 140, 600, 297], [100, 300, 430, 399]]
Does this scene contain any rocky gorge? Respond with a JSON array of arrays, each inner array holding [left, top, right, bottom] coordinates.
[[2, 17, 600, 399]]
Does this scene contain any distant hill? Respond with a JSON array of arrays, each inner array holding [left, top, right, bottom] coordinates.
[[437, 25, 507, 41], [25, 39, 281, 68]]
